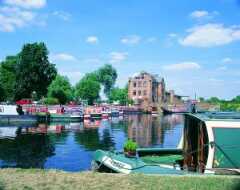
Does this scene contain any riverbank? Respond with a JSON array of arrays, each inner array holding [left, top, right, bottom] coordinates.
[[0, 169, 239, 190]]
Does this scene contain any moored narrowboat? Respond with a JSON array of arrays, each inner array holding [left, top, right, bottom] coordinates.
[[92, 112, 240, 175]]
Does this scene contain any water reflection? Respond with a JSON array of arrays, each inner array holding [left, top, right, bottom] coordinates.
[[0, 114, 183, 171]]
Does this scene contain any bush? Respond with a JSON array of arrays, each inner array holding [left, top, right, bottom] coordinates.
[[44, 97, 59, 105], [124, 140, 138, 152]]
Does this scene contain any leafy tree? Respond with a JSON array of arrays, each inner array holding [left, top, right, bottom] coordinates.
[[47, 75, 73, 104], [97, 64, 117, 96], [231, 96, 240, 103], [0, 83, 5, 102], [44, 97, 59, 105], [207, 97, 220, 104], [75, 76, 101, 105], [0, 56, 18, 101], [199, 97, 205, 102], [14, 42, 57, 100], [109, 87, 128, 105]]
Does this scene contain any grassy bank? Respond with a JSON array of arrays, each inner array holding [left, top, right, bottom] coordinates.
[[0, 169, 239, 190]]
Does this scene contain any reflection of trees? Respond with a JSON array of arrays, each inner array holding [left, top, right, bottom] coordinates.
[[110, 119, 128, 134], [0, 128, 55, 168], [74, 128, 115, 151], [48, 131, 69, 145]]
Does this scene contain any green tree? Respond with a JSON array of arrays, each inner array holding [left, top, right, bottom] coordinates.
[[0, 56, 18, 101], [47, 75, 73, 104], [0, 83, 5, 102], [231, 96, 240, 103], [207, 97, 220, 104], [75, 76, 101, 105], [109, 87, 128, 105], [14, 42, 57, 100], [97, 64, 117, 96]]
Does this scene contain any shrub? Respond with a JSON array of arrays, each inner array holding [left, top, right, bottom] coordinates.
[[44, 97, 59, 105], [124, 140, 138, 152]]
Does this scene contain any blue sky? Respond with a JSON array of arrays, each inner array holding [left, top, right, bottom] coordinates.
[[0, 0, 240, 99]]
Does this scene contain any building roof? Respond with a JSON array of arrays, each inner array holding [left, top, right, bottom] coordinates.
[[130, 71, 164, 82], [186, 112, 240, 122]]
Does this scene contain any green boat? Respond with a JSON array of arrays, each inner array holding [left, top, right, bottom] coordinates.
[[50, 113, 83, 122], [92, 112, 240, 175]]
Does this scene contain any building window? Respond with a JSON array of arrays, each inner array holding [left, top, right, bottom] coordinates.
[[138, 81, 142, 87], [143, 90, 147, 96], [143, 81, 147, 87], [133, 91, 136, 96], [133, 82, 136, 87], [138, 90, 141, 95]]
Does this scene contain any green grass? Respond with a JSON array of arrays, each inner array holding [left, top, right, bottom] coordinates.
[[0, 169, 239, 190]]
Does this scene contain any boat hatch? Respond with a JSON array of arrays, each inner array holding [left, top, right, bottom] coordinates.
[[183, 114, 209, 173]]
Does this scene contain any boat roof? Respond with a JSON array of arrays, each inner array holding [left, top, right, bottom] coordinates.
[[186, 112, 240, 122]]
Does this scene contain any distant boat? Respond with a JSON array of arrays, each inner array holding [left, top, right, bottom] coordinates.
[[0, 105, 39, 124], [161, 106, 189, 115]]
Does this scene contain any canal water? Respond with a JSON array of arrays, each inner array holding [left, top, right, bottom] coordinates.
[[0, 114, 183, 172]]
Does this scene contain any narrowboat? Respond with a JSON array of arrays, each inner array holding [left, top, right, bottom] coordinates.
[[48, 106, 84, 122], [84, 106, 102, 119], [161, 106, 189, 115], [0, 105, 38, 124], [110, 108, 120, 117], [92, 112, 240, 175]]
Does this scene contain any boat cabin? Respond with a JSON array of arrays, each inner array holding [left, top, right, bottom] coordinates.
[[183, 112, 240, 174]]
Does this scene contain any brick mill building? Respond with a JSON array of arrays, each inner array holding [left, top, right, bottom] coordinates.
[[128, 72, 182, 113]]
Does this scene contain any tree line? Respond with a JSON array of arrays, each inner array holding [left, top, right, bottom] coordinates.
[[0, 42, 130, 105], [200, 96, 240, 111]]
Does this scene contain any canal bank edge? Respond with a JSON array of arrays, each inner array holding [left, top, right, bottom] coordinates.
[[0, 169, 239, 190]]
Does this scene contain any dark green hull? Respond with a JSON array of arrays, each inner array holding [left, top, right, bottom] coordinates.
[[92, 148, 189, 175], [50, 114, 84, 122]]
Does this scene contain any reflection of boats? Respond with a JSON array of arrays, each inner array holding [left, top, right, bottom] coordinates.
[[0, 127, 19, 138], [84, 120, 101, 128], [92, 112, 240, 175]]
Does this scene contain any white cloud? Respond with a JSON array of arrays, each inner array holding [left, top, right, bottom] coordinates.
[[53, 11, 71, 21], [86, 36, 99, 44], [190, 10, 209, 19], [222, 57, 232, 63], [109, 52, 128, 63], [190, 10, 219, 20], [179, 24, 240, 47], [121, 35, 141, 45], [0, 6, 35, 32], [50, 53, 77, 62], [4, 0, 46, 9], [146, 37, 157, 43], [163, 62, 201, 71], [168, 33, 177, 38]]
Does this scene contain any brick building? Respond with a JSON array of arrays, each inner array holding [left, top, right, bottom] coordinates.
[[128, 72, 182, 112]]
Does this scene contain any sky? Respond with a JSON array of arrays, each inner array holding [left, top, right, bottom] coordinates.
[[0, 0, 240, 99]]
